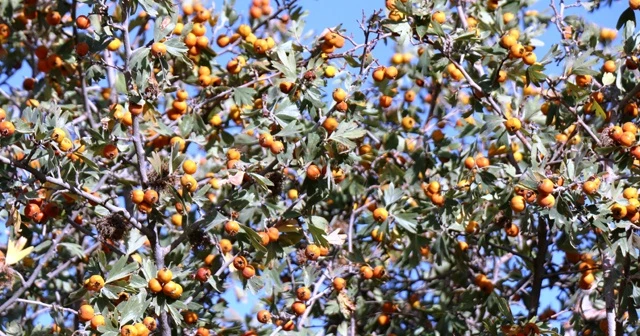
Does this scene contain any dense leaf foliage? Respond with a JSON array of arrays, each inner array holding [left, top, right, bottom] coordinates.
[[1, 0, 640, 335]]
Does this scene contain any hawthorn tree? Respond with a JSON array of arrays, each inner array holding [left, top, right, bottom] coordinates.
[[2, 0, 640, 334]]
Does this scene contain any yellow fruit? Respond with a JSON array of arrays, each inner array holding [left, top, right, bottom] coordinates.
[[503, 12, 515, 24], [603, 60, 616, 73], [183, 160, 197, 174], [288, 189, 298, 200], [78, 304, 95, 321], [332, 88, 347, 102], [373, 207, 388, 222], [401, 116, 415, 130], [270, 141, 284, 154], [257, 310, 271, 323], [84, 274, 105, 291], [427, 181, 440, 194], [522, 51, 537, 65], [120, 325, 137, 336], [296, 287, 312, 301], [611, 203, 627, 219], [385, 66, 398, 79], [465, 221, 478, 234], [575, 74, 592, 87], [134, 323, 150, 336], [322, 117, 339, 133], [291, 301, 306, 315], [51, 128, 65, 143], [305, 244, 321, 260], [143, 317, 156, 331], [306, 164, 321, 180], [510, 195, 526, 212], [130, 189, 144, 204], [157, 268, 173, 284], [333, 277, 346, 291], [464, 157, 475, 169], [497, 70, 507, 83], [360, 265, 374, 279], [504, 118, 521, 132], [510, 44, 525, 58], [107, 38, 122, 51], [538, 179, 554, 194], [143, 189, 158, 205], [624, 187, 638, 199], [151, 42, 167, 57], [238, 24, 252, 38], [59, 138, 73, 151], [324, 65, 337, 78], [372, 67, 385, 82], [537, 193, 555, 208], [148, 278, 162, 293], [500, 35, 517, 49], [225, 220, 240, 235], [180, 174, 198, 192], [90, 315, 106, 329], [432, 11, 446, 24], [171, 214, 182, 226], [583, 181, 597, 195]]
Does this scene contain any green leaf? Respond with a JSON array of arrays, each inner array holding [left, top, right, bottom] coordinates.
[[275, 104, 302, 125], [232, 87, 257, 107], [129, 48, 150, 71], [526, 63, 547, 86], [249, 173, 274, 191], [154, 15, 177, 42], [141, 257, 157, 281], [247, 275, 265, 294], [617, 7, 636, 30], [13, 119, 34, 134], [101, 285, 121, 300], [239, 224, 268, 253], [593, 100, 606, 120], [430, 20, 445, 37], [106, 255, 138, 283], [328, 121, 367, 148], [273, 50, 297, 80], [115, 73, 127, 94], [59, 243, 85, 258], [382, 183, 403, 206], [126, 229, 147, 255], [602, 72, 616, 86], [343, 55, 361, 68], [166, 302, 184, 326], [118, 293, 150, 326], [490, 293, 514, 322], [164, 38, 189, 61], [75, 153, 100, 170], [138, 0, 159, 16], [393, 212, 418, 234], [276, 120, 301, 137], [307, 216, 330, 248]]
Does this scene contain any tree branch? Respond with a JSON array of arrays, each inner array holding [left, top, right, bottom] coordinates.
[[603, 251, 617, 336], [529, 216, 549, 318]]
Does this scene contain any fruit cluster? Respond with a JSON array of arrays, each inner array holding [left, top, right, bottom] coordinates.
[[147, 268, 182, 300], [79, 274, 157, 335], [421, 181, 445, 207], [130, 189, 159, 214]]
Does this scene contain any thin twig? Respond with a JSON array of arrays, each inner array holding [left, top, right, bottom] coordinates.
[[15, 299, 78, 315]]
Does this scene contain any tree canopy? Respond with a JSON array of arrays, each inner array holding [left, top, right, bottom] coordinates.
[[0, 0, 639, 335]]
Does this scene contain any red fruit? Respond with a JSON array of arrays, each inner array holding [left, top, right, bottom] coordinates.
[[195, 267, 211, 282]]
